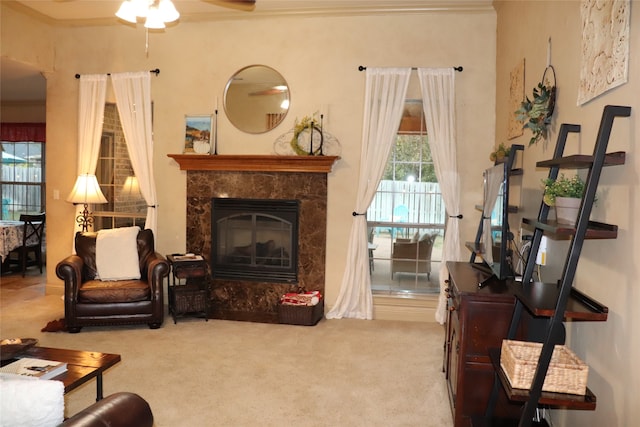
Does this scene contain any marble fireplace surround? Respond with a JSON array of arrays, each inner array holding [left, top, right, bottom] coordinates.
[[168, 154, 339, 323]]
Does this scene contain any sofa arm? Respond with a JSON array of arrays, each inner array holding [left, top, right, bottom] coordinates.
[[61, 392, 153, 427]]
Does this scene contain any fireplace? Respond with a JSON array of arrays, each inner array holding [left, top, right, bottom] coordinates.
[[211, 198, 299, 283], [170, 154, 339, 323]]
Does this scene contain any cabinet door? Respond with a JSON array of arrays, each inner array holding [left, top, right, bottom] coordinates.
[[465, 299, 515, 360], [447, 307, 460, 408]]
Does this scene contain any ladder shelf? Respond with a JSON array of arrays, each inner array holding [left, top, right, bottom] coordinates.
[[481, 105, 631, 427]]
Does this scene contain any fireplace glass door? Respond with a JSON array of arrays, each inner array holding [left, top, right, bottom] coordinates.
[[212, 198, 299, 283]]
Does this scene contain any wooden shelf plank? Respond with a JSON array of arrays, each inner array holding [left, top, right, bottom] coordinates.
[[522, 218, 618, 239], [511, 282, 608, 321], [536, 151, 626, 168], [489, 349, 597, 410]]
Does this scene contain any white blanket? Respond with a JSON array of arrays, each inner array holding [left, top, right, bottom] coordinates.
[[96, 226, 141, 281], [0, 376, 64, 427]]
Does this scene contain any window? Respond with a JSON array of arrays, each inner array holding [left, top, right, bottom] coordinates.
[[93, 103, 146, 231], [366, 100, 445, 295], [1, 141, 45, 220]]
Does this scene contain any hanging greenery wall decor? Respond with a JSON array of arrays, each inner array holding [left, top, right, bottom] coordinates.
[[515, 65, 556, 146]]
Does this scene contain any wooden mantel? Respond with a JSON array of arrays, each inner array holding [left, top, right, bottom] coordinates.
[[167, 154, 340, 173]]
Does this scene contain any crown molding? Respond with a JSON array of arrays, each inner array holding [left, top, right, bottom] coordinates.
[[6, 1, 494, 28]]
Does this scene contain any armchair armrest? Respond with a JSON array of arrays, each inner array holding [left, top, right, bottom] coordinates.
[[62, 392, 153, 427], [144, 251, 169, 298], [56, 255, 84, 298]]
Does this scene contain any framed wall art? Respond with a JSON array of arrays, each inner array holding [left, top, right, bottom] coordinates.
[[508, 58, 525, 139], [184, 115, 212, 154], [577, 0, 629, 106]]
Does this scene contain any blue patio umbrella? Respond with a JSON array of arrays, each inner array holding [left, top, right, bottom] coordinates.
[[2, 151, 27, 163]]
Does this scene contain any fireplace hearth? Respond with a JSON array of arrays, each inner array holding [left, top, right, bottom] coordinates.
[[172, 155, 338, 323]]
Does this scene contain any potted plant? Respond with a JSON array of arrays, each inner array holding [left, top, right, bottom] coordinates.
[[489, 143, 511, 163], [542, 174, 588, 226]]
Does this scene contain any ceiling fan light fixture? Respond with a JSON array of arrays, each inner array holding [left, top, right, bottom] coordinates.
[[158, 0, 180, 23], [115, 0, 137, 23], [144, 6, 166, 29], [117, 0, 179, 28], [131, 0, 151, 18]]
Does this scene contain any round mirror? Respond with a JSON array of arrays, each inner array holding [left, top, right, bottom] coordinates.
[[224, 65, 290, 134]]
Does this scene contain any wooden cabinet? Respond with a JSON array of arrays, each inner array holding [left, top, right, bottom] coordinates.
[[444, 262, 527, 427]]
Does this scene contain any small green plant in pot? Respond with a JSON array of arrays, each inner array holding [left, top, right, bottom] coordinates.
[[489, 143, 511, 163], [541, 174, 586, 206], [542, 174, 590, 226]]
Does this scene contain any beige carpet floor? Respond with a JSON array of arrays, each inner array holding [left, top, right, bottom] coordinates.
[[1, 279, 453, 427]]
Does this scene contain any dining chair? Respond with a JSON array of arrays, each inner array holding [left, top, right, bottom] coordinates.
[[6, 213, 46, 276]]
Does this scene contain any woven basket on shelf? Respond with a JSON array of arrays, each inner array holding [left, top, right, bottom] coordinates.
[[500, 339, 589, 395]]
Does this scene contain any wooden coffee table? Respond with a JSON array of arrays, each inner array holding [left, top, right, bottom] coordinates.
[[21, 346, 121, 401]]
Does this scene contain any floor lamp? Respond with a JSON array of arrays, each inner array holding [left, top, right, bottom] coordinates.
[[66, 174, 108, 232]]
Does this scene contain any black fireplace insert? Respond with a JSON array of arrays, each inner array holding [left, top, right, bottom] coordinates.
[[211, 198, 299, 283]]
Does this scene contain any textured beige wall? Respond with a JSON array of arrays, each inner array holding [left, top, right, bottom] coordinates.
[[495, 1, 639, 426], [2, 4, 497, 318]]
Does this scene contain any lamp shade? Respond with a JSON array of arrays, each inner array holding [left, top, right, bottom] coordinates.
[[66, 174, 108, 205], [121, 176, 140, 197]]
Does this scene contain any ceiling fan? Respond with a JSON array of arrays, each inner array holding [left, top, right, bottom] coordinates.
[[249, 87, 288, 96], [116, 0, 256, 29]]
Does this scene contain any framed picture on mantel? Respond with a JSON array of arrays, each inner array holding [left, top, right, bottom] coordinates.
[[184, 115, 212, 154]]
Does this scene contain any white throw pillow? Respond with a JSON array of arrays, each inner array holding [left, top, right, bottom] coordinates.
[[96, 226, 141, 281]]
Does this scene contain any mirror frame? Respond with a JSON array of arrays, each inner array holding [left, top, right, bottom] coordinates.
[[223, 65, 290, 134]]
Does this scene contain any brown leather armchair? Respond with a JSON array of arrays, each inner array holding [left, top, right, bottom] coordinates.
[[391, 233, 436, 279], [56, 229, 169, 333]]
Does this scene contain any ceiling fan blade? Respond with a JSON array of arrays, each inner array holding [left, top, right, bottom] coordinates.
[[249, 88, 285, 96]]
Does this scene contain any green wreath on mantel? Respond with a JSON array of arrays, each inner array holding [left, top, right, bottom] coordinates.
[[290, 115, 323, 156], [515, 65, 556, 146]]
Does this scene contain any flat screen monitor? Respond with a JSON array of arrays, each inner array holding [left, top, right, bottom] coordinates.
[[480, 163, 514, 280]]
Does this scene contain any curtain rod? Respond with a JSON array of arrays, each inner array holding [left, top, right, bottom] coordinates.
[[75, 69, 160, 79], [358, 65, 463, 72]]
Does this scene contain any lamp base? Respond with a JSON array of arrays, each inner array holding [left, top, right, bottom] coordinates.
[[76, 203, 94, 233]]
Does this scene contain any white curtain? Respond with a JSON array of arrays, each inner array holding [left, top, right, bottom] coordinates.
[[417, 68, 462, 324], [326, 67, 411, 320], [74, 75, 108, 235], [111, 72, 158, 235]]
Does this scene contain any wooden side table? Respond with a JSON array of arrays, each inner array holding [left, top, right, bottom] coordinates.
[[166, 255, 210, 324]]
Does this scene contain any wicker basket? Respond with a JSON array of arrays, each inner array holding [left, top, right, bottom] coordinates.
[[278, 299, 324, 326], [172, 285, 208, 315], [500, 340, 588, 395]]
